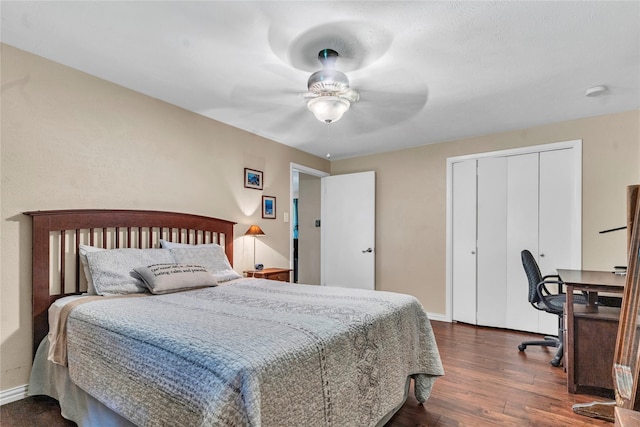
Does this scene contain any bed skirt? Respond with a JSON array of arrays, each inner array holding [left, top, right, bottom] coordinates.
[[29, 338, 136, 427]]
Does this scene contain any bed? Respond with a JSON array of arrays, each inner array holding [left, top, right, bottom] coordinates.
[[25, 209, 444, 427]]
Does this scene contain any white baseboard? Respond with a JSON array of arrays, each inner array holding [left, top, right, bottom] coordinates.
[[0, 384, 28, 406], [426, 312, 449, 323]]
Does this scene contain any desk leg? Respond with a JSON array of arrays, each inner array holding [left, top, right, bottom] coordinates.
[[566, 286, 576, 393], [585, 291, 599, 309]]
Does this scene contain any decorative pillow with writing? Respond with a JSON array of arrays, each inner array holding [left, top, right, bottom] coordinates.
[[86, 248, 174, 295], [169, 246, 242, 282], [133, 263, 218, 294]]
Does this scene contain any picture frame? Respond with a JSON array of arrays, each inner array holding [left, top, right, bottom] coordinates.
[[244, 168, 263, 190], [262, 196, 276, 219]]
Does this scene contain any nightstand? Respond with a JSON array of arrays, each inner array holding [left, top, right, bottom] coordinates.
[[244, 268, 292, 282]]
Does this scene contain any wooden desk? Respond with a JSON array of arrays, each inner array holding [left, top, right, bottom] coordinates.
[[558, 269, 626, 395]]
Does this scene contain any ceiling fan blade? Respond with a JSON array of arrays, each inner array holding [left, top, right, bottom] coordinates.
[[261, 107, 312, 134], [228, 82, 306, 111], [261, 62, 307, 82], [345, 88, 428, 130], [357, 88, 428, 111], [352, 64, 427, 93]]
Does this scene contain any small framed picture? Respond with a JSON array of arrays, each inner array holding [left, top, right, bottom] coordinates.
[[262, 196, 276, 219], [244, 168, 263, 190]]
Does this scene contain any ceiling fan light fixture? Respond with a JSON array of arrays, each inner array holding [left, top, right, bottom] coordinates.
[[307, 96, 351, 124]]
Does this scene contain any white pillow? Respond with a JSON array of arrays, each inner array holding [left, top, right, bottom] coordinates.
[[86, 248, 174, 295], [168, 245, 242, 282], [79, 245, 104, 295], [133, 263, 218, 294]]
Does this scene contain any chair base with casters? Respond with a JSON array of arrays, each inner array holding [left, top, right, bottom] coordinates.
[[518, 293, 612, 367], [518, 317, 565, 367]]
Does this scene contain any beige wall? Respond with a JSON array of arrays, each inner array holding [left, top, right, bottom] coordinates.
[[0, 44, 329, 390], [331, 110, 640, 316]]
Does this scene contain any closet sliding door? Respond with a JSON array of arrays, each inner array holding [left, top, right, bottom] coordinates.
[[476, 157, 507, 328], [451, 159, 478, 325], [537, 148, 578, 333], [448, 140, 581, 333], [506, 153, 540, 333], [539, 149, 577, 274]]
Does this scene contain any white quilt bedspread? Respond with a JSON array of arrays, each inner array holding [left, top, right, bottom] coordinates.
[[65, 279, 444, 427]]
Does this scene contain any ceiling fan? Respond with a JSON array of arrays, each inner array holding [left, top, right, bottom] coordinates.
[[303, 49, 359, 124], [228, 30, 428, 147]]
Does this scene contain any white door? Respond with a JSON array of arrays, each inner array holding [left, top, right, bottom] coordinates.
[[538, 148, 579, 334], [452, 159, 477, 324], [476, 157, 508, 328], [539, 149, 578, 274], [321, 171, 375, 289], [506, 153, 540, 333]]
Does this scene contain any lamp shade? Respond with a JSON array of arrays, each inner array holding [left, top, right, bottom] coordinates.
[[307, 96, 351, 124], [244, 225, 265, 236]]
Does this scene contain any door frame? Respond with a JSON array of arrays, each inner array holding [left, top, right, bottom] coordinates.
[[445, 139, 582, 322], [290, 163, 330, 274]]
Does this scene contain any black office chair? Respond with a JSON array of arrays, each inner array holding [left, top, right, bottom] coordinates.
[[518, 249, 587, 367]]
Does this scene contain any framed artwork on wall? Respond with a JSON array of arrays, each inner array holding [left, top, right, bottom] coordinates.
[[262, 196, 276, 219], [244, 168, 263, 190]]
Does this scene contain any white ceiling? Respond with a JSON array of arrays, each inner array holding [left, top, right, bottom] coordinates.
[[2, 1, 639, 160]]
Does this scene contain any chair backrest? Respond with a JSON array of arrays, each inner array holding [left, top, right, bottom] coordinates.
[[521, 249, 543, 304]]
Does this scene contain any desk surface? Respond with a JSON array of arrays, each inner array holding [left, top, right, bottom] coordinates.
[[558, 269, 626, 291]]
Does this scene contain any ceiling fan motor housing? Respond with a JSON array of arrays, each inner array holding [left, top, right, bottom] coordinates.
[[308, 48, 350, 94], [308, 70, 350, 93]]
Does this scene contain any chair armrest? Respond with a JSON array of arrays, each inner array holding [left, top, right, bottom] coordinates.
[[542, 274, 564, 293], [537, 279, 564, 300]]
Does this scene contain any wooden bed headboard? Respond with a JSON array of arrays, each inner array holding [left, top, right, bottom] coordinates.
[[24, 209, 236, 355]]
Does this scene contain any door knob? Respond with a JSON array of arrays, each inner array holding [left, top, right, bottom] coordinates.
[[540, 253, 545, 257], [362, 248, 373, 253]]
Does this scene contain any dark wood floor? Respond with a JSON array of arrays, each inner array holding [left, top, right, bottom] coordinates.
[[1, 321, 612, 426], [387, 321, 611, 426]]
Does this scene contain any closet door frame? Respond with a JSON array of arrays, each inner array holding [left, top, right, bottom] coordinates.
[[445, 139, 582, 322]]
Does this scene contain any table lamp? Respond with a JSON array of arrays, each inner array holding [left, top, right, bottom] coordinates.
[[244, 225, 265, 269]]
